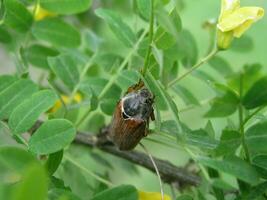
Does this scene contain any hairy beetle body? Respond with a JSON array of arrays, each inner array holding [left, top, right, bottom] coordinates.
[[109, 86, 154, 150]]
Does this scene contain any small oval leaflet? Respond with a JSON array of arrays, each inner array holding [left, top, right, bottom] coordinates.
[[29, 119, 76, 155]]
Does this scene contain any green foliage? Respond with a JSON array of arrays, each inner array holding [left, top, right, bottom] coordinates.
[[29, 119, 76, 155], [0, 79, 38, 119], [3, 0, 33, 32], [39, 0, 92, 15], [32, 18, 81, 48], [9, 89, 58, 135], [91, 185, 138, 200], [0, 0, 267, 199], [11, 163, 48, 200], [95, 8, 136, 48], [199, 156, 260, 184]]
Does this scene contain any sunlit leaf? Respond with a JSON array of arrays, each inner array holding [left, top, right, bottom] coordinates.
[[3, 0, 33, 32], [95, 8, 136, 48], [0, 75, 17, 92], [0, 79, 38, 120], [136, 0, 151, 21], [9, 89, 58, 135], [48, 54, 80, 90], [40, 0, 92, 15], [29, 119, 76, 155], [32, 18, 81, 48]]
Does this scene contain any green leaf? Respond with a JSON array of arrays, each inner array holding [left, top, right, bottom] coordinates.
[[23, 44, 59, 69], [9, 90, 58, 135], [0, 147, 38, 176], [205, 84, 239, 117], [32, 18, 81, 48], [186, 129, 219, 151], [176, 195, 193, 200], [3, 0, 33, 32], [0, 75, 17, 92], [160, 120, 179, 136], [100, 98, 116, 116], [245, 121, 267, 155], [11, 163, 48, 200], [91, 185, 138, 200], [45, 150, 63, 176], [172, 85, 199, 106], [252, 155, 267, 171], [143, 72, 183, 136], [48, 188, 81, 200], [242, 76, 267, 109], [0, 26, 12, 43], [48, 54, 80, 90], [154, 26, 176, 50], [156, 7, 182, 35], [228, 63, 263, 95], [136, 0, 151, 21], [40, 0, 92, 15], [116, 70, 139, 91], [215, 130, 241, 156], [29, 119, 76, 155], [244, 181, 267, 200], [80, 78, 121, 99], [0, 79, 38, 120], [95, 8, 136, 48], [178, 29, 198, 68], [198, 156, 260, 184], [208, 56, 233, 77]]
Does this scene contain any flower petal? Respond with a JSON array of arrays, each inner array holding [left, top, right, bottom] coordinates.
[[218, 7, 264, 35], [219, 0, 240, 21]]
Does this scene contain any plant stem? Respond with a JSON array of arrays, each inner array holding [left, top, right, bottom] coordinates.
[[142, 0, 154, 76], [242, 106, 265, 127], [168, 48, 219, 88], [69, 52, 97, 103], [140, 143, 164, 200], [77, 28, 149, 127], [238, 73, 251, 163]]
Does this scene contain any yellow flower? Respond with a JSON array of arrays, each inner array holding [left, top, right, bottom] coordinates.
[[138, 191, 171, 200], [49, 93, 82, 113], [34, 4, 57, 21], [217, 0, 264, 49]]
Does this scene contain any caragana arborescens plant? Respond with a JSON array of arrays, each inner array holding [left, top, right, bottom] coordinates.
[[0, 0, 266, 199]]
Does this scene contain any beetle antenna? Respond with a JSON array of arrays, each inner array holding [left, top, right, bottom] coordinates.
[[139, 143, 164, 200]]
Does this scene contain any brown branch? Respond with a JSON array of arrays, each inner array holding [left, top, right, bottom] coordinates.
[[31, 121, 201, 188]]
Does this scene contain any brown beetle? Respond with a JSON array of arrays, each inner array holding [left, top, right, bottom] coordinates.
[[108, 81, 154, 150]]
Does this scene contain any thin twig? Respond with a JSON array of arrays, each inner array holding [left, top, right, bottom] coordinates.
[[168, 48, 219, 88], [140, 143, 164, 200], [142, 0, 154, 76], [29, 120, 201, 187]]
